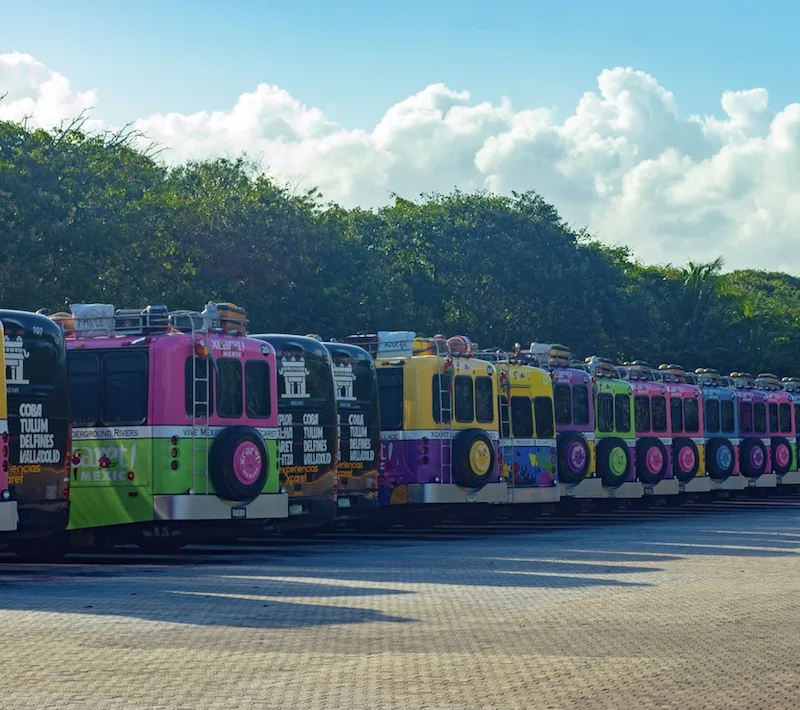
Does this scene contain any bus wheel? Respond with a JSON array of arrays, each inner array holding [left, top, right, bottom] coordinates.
[[10, 535, 69, 562], [452, 429, 496, 489]]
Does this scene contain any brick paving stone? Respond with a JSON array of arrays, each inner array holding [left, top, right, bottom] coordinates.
[[1, 506, 800, 708]]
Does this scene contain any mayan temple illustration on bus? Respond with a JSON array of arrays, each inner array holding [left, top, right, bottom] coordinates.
[[332, 362, 357, 401], [279, 355, 311, 398]]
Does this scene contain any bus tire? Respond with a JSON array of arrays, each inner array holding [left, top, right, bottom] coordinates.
[[771, 437, 793, 475], [636, 437, 668, 485], [596, 438, 630, 487], [740, 439, 767, 477], [705, 438, 735, 480], [209, 427, 269, 501], [672, 437, 700, 483], [557, 431, 590, 484], [452, 429, 496, 490]]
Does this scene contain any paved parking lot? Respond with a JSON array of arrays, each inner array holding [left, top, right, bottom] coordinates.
[[2, 500, 800, 709]]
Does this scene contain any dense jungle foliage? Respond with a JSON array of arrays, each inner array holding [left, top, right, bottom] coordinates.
[[1, 119, 799, 375]]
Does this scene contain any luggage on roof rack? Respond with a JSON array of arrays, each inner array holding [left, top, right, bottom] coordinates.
[[216, 302, 248, 334], [114, 305, 169, 335]]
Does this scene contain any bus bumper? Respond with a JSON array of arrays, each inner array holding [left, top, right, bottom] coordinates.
[[745, 473, 778, 489], [679, 477, 712, 493], [560, 479, 643, 499], [408, 482, 508, 505], [153, 493, 289, 521], [777, 471, 800, 486], [508, 485, 560, 504], [643, 479, 680, 496], [15, 501, 69, 538], [711, 475, 746, 491], [0, 502, 17, 532], [335, 491, 379, 519]]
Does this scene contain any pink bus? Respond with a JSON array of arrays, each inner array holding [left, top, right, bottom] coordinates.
[[60, 302, 288, 550], [731, 372, 775, 489], [624, 361, 680, 496], [657, 364, 709, 493], [755, 373, 795, 484]]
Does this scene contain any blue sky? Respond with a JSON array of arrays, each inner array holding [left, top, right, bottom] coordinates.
[[2, 0, 798, 128]]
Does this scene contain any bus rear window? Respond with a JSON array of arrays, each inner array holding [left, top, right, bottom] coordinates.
[[684, 398, 699, 433], [475, 376, 494, 423], [510, 396, 533, 438], [6, 335, 60, 389], [377, 369, 403, 430], [705, 399, 720, 433], [68, 350, 148, 426], [614, 395, 631, 434], [553, 384, 571, 425], [454, 376, 474, 422], [780, 403, 792, 434], [217, 359, 243, 418], [104, 352, 148, 425], [754, 402, 767, 434], [572, 384, 589, 425], [651, 395, 667, 433], [739, 402, 753, 434], [769, 403, 779, 434], [533, 397, 555, 438], [634, 396, 650, 433], [670, 398, 683, 433], [245, 361, 271, 418], [597, 393, 613, 433], [721, 400, 735, 433]]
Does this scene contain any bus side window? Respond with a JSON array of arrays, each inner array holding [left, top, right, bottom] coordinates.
[[651, 395, 667, 433], [768, 403, 779, 434], [553, 384, 571, 425], [634, 395, 650, 433], [475, 376, 494, 423], [217, 358, 243, 419], [510, 396, 533, 438], [670, 397, 683, 433], [432, 373, 452, 423], [754, 402, 767, 434], [739, 402, 753, 434], [614, 394, 630, 434], [533, 397, 555, 438], [705, 399, 720, 433], [572, 384, 589, 425], [597, 393, 614, 433], [245, 360, 272, 418], [720, 399, 735, 434], [454, 376, 474, 423], [795, 404, 800, 435], [780, 403, 792, 434], [684, 397, 699, 433], [185, 357, 214, 418]]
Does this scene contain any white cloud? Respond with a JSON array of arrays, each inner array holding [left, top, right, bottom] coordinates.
[[2, 51, 800, 272]]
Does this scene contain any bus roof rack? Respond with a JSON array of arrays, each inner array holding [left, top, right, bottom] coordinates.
[[62, 301, 249, 338]]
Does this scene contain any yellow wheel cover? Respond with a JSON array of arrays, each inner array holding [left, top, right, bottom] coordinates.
[[469, 440, 492, 476]]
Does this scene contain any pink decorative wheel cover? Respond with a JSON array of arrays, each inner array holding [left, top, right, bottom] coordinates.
[[677, 445, 696, 473], [645, 446, 664, 474], [233, 441, 262, 485], [775, 443, 791, 469]]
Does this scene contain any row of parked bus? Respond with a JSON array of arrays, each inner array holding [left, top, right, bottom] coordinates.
[[2, 304, 800, 558]]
